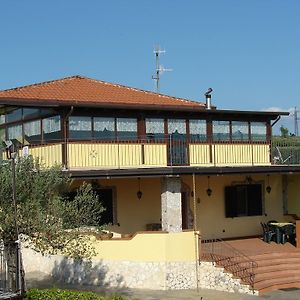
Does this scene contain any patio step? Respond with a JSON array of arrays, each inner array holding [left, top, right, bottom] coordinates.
[[254, 276, 300, 295], [250, 252, 300, 294]]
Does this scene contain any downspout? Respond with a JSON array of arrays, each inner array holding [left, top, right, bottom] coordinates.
[[63, 106, 74, 169], [192, 173, 199, 292], [271, 115, 281, 127]]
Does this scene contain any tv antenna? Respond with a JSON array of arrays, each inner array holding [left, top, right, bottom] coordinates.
[[292, 106, 300, 136], [152, 45, 172, 93]]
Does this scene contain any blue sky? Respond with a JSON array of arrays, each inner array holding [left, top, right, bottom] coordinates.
[[0, 1, 299, 134]]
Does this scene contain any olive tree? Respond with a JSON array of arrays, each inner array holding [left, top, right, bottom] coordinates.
[[0, 155, 104, 259]]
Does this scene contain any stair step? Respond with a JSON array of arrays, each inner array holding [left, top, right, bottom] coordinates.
[[255, 269, 300, 283], [249, 252, 300, 262], [256, 263, 300, 275], [254, 275, 300, 291], [254, 257, 300, 267]]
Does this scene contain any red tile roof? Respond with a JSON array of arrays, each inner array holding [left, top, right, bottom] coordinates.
[[0, 75, 206, 110]]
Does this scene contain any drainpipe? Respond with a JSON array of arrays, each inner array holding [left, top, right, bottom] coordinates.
[[63, 106, 74, 169], [271, 115, 281, 127]]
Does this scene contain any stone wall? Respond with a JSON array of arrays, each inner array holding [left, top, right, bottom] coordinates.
[[198, 262, 258, 295], [22, 248, 257, 295]]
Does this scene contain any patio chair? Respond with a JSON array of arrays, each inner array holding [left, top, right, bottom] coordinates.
[[281, 224, 296, 244], [261, 222, 276, 243]]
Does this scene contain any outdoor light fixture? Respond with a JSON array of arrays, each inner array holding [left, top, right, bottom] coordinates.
[[137, 177, 143, 200], [266, 175, 272, 194], [206, 176, 212, 197]]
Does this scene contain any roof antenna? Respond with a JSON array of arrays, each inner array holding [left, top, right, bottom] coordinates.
[[152, 45, 172, 93]]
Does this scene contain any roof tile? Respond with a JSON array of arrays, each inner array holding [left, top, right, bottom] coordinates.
[[0, 75, 206, 109]]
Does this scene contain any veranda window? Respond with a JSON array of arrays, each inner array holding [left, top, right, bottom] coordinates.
[[232, 121, 249, 141], [116, 118, 137, 140], [168, 119, 186, 140], [189, 120, 207, 142], [43, 116, 61, 142], [24, 120, 42, 143], [145, 118, 164, 140], [6, 109, 22, 123], [69, 116, 92, 140], [251, 122, 267, 141], [212, 121, 230, 141], [7, 124, 22, 141], [94, 117, 115, 140]]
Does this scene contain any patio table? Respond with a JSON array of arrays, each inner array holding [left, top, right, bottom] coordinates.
[[269, 222, 295, 244]]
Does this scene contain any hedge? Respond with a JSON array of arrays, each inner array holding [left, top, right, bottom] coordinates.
[[25, 288, 127, 300]]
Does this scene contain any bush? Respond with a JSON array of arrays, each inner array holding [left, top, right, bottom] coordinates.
[[25, 288, 128, 300]]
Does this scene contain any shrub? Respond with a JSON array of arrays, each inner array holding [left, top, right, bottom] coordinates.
[[25, 288, 118, 300]]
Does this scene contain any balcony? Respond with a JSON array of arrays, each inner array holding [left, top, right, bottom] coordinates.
[[2, 137, 300, 170]]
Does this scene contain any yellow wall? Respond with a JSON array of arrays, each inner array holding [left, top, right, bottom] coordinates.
[[182, 174, 287, 239], [71, 177, 162, 235], [72, 174, 288, 240], [92, 231, 197, 262], [287, 174, 300, 216]]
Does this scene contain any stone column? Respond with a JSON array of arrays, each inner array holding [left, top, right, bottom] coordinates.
[[161, 177, 182, 232]]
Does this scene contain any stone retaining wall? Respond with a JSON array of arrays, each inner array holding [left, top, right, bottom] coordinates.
[[22, 248, 257, 295]]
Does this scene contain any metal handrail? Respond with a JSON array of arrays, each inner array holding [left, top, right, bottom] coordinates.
[[200, 238, 257, 291]]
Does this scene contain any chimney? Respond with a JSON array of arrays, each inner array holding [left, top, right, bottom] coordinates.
[[205, 88, 213, 110]]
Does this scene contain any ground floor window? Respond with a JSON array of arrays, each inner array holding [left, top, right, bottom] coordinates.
[[225, 183, 263, 217]]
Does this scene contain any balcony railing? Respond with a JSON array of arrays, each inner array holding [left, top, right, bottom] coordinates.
[[2, 137, 300, 169], [271, 139, 300, 165]]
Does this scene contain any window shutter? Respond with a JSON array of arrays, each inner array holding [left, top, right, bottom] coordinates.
[[225, 186, 237, 218]]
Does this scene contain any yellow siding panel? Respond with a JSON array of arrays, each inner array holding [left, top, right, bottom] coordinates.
[[29, 144, 62, 168], [213, 144, 269, 166], [68, 143, 143, 168], [189, 144, 211, 166], [252, 144, 271, 165], [143, 144, 167, 166]]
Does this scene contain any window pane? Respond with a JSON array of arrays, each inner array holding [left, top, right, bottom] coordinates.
[[0, 128, 5, 142], [94, 117, 115, 140], [251, 122, 266, 141], [213, 121, 230, 141], [0, 114, 5, 125], [146, 118, 164, 140], [232, 121, 249, 141], [168, 119, 186, 141], [23, 108, 40, 119], [69, 116, 92, 140], [7, 124, 22, 140], [24, 120, 41, 143], [190, 120, 207, 142], [6, 108, 22, 123], [43, 116, 61, 142], [116, 118, 137, 140]]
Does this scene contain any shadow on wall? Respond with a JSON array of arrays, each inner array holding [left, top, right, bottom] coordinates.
[[26, 257, 127, 296]]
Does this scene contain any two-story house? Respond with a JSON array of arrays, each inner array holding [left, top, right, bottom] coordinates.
[[1, 75, 300, 295]]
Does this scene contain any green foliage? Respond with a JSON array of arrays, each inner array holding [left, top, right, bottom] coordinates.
[[279, 125, 289, 138], [25, 288, 128, 300], [0, 156, 105, 259]]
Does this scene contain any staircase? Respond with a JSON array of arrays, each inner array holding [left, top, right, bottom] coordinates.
[[201, 238, 300, 295], [250, 251, 300, 294]]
